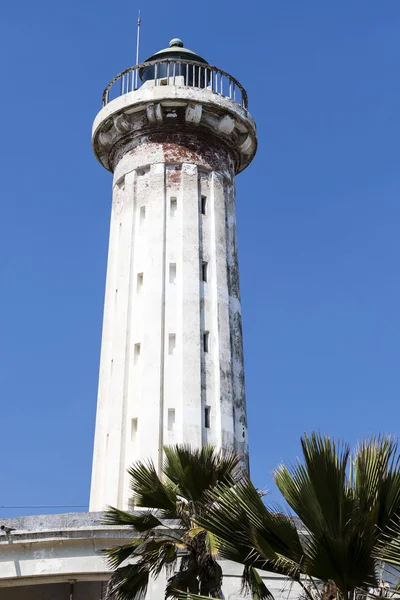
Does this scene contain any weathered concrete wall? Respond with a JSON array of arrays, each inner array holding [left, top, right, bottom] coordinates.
[[0, 513, 113, 586], [90, 139, 249, 511]]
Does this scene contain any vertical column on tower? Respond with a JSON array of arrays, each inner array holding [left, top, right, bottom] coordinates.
[[199, 169, 219, 449], [179, 162, 203, 448], [90, 169, 137, 511], [120, 164, 163, 508], [225, 177, 248, 464], [163, 165, 182, 452], [208, 171, 235, 452], [138, 163, 166, 475]]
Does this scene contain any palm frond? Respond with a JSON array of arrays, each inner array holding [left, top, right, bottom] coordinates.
[[354, 438, 400, 576], [163, 445, 241, 503], [355, 436, 400, 531], [375, 514, 400, 566], [166, 568, 200, 599], [275, 433, 351, 537], [378, 542, 400, 566], [205, 531, 219, 559], [107, 564, 149, 600], [139, 539, 179, 578], [241, 566, 275, 600], [197, 478, 303, 576], [104, 543, 141, 569], [103, 506, 164, 531], [127, 459, 177, 510]]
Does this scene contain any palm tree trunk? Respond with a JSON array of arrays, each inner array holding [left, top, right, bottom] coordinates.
[[322, 580, 337, 600]]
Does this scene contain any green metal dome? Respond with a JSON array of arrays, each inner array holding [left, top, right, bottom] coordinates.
[[143, 38, 209, 65]]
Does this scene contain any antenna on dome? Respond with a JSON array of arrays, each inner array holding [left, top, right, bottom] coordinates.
[[135, 10, 141, 89]]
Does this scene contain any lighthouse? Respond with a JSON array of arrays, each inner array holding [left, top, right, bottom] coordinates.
[[89, 38, 257, 511]]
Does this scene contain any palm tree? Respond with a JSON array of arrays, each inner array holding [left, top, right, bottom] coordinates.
[[103, 444, 242, 600], [197, 433, 400, 600]]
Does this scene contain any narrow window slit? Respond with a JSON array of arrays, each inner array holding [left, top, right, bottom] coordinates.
[[169, 263, 176, 284], [137, 273, 143, 292], [134, 343, 141, 364], [131, 418, 138, 441], [202, 261, 208, 282], [140, 206, 146, 222], [203, 331, 209, 353], [205, 406, 211, 429], [169, 334, 176, 355], [168, 409, 175, 431], [201, 195, 207, 215], [170, 197, 177, 216]]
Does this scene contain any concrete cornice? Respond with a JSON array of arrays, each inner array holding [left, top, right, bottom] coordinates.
[[0, 512, 181, 546], [92, 85, 257, 174]]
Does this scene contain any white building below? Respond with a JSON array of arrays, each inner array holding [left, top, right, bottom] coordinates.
[[0, 513, 302, 600]]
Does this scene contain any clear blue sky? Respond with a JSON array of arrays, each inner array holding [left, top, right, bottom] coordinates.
[[1, 2, 399, 518]]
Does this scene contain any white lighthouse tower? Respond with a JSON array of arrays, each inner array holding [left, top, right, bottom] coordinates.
[[89, 38, 257, 511]]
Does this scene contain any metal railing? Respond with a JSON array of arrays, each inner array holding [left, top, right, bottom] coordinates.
[[102, 59, 248, 110]]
